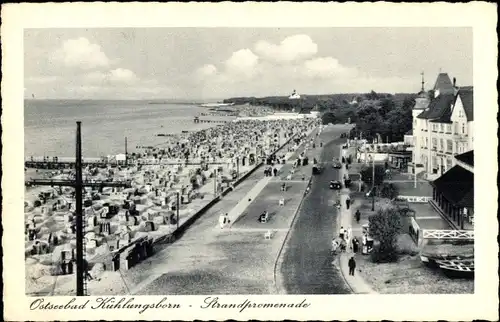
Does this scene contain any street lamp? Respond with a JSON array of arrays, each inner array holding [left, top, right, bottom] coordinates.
[[371, 155, 375, 211], [176, 191, 180, 230]]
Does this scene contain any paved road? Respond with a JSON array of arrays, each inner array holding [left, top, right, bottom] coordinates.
[[280, 126, 353, 294]]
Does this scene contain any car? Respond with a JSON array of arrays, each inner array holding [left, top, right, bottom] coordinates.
[[332, 162, 342, 169], [312, 165, 323, 175], [340, 133, 347, 138], [329, 180, 342, 190]]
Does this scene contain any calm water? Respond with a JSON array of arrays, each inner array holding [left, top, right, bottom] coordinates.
[[24, 100, 219, 157]]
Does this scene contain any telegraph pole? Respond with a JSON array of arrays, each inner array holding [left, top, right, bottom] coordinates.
[[75, 122, 84, 296], [125, 137, 128, 166], [26, 122, 132, 296], [371, 155, 375, 211]]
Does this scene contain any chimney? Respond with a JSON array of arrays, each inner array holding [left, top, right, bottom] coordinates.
[[453, 77, 456, 87]]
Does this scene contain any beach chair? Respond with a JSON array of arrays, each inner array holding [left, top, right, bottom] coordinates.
[[279, 198, 285, 206], [259, 212, 269, 223], [286, 174, 292, 181], [264, 230, 273, 240]]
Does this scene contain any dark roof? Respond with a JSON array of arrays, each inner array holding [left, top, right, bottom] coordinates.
[[431, 165, 474, 207], [458, 87, 474, 121], [417, 93, 455, 120], [433, 73, 455, 94], [455, 150, 474, 167]]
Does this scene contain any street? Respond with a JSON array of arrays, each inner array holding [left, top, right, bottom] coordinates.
[[280, 126, 352, 294]]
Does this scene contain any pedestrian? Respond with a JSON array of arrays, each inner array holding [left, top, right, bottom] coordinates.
[[339, 226, 345, 240], [60, 261, 67, 275], [331, 238, 338, 253], [348, 256, 356, 276], [352, 237, 359, 253], [219, 213, 228, 229], [346, 197, 351, 210], [273, 167, 278, 177], [355, 210, 361, 223]]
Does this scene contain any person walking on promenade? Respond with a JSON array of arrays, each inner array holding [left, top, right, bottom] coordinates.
[[352, 237, 360, 253], [348, 256, 356, 276], [355, 209, 361, 223], [346, 196, 351, 210], [339, 226, 345, 240], [331, 238, 338, 254], [219, 213, 229, 229]]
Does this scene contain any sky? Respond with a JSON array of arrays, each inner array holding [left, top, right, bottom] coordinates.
[[24, 28, 473, 100]]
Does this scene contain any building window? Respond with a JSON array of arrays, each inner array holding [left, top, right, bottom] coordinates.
[[432, 138, 437, 150], [447, 139, 453, 152], [454, 122, 459, 134], [462, 123, 466, 134], [425, 138, 428, 148], [439, 139, 444, 151], [447, 157, 453, 170], [446, 124, 452, 133], [439, 124, 444, 132]]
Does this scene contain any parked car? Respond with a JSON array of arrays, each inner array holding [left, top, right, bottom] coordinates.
[[332, 161, 342, 169], [329, 180, 342, 190], [340, 133, 347, 138]]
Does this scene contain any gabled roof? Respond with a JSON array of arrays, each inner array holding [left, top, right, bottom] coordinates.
[[433, 73, 455, 94], [431, 165, 474, 207], [417, 93, 455, 120], [455, 150, 474, 167], [458, 87, 474, 121]]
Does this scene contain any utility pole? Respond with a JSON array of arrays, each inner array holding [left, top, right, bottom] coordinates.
[[26, 122, 132, 296], [414, 164, 417, 188], [75, 122, 84, 296], [214, 167, 218, 196], [176, 191, 180, 230]]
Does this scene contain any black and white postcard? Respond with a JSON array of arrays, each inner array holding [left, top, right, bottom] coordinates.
[[2, 2, 498, 321]]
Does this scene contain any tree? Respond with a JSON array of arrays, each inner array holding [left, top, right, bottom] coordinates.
[[360, 164, 385, 186], [321, 112, 337, 125], [368, 207, 403, 262], [379, 97, 396, 117], [366, 90, 379, 100], [379, 182, 399, 200]]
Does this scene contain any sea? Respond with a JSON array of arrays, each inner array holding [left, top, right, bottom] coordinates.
[[24, 99, 227, 158]]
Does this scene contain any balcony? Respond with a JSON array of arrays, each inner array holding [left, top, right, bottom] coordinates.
[[453, 133, 468, 141]]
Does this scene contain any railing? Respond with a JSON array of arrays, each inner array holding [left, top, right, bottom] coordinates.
[[453, 133, 468, 141], [422, 229, 474, 240]]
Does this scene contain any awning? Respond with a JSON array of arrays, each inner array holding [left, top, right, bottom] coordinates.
[[431, 165, 474, 207]]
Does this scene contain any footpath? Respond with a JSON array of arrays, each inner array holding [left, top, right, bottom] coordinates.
[[335, 145, 377, 294]]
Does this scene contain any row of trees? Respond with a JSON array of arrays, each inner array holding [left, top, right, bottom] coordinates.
[[351, 94, 416, 142]]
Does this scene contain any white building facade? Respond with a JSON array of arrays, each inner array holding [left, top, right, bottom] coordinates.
[[411, 73, 473, 180]]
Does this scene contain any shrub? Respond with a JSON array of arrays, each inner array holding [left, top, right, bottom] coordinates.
[[379, 182, 399, 200], [368, 207, 403, 263], [33, 200, 42, 208]]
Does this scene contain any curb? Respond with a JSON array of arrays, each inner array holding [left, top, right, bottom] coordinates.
[[273, 169, 314, 294], [272, 128, 323, 294], [335, 254, 355, 294]]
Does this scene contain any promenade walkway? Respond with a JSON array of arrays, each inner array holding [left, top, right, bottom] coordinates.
[[336, 149, 377, 294]]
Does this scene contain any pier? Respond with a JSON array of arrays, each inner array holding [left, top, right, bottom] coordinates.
[[25, 156, 118, 169], [25, 156, 239, 169], [25, 178, 132, 188]]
